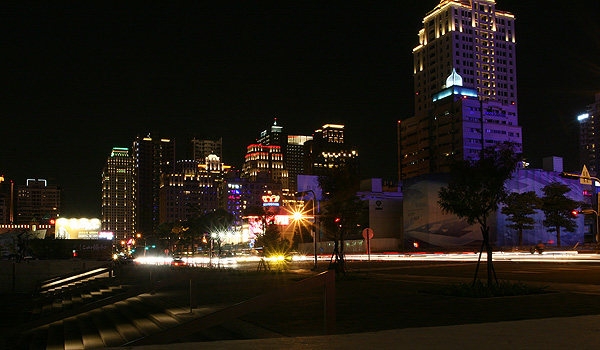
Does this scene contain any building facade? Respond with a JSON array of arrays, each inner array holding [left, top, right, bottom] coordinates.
[[241, 144, 289, 191], [413, 0, 517, 114], [0, 176, 8, 224], [159, 156, 230, 223], [101, 147, 134, 240], [14, 179, 61, 224], [220, 175, 283, 230], [400, 71, 522, 178], [304, 124, 359, 178], [188, 137, 223, 163], [401, 0, 521, 180], [132, 134, 175, 235], [578, 93, 600, 176], [286, 135, 313, 192]]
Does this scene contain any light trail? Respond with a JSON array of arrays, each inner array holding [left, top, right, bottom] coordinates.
[[133, 251, 600, 267]]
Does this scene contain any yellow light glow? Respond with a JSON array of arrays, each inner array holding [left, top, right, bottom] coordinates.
[[322, 124, 344, 129]]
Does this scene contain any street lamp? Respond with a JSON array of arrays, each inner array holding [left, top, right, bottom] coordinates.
[[560, 172, 600, 247], [295, 190, 318, 270]]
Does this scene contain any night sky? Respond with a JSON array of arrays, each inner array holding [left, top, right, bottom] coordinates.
[[2, 1, 599, 218]]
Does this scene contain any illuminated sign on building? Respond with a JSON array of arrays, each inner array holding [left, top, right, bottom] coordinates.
[[55, 218, 101, 239], [262, 195, 281, 207], [99, 231, 114, 240]]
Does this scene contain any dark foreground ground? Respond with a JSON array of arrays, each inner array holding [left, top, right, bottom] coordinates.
[[129, 259, 600, 337], [1, 259, 599, 348]]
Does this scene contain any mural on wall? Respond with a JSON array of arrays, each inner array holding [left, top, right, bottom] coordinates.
[[403, 174, 481, 248], [498, 168, 586, 247], [403, 170, 586, 248]]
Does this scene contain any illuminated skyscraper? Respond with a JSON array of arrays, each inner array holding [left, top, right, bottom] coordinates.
[[159, 156, 231, 223], [413, 0, 517, 113], [132, 134, 175, 235], [286, 134, 313, 192], [578, 93, 600, 175], [304, 124, 359, 177], [242, 119, 291, 192], [242, 144, 289, 191], [101, 147, 134, 240], [188, 137, 223, 163], [400, 0, 521, 179]]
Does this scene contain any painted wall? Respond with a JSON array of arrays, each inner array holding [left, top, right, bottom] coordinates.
[[403, 170, 586, 248]]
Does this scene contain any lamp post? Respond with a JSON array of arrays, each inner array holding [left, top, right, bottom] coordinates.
[[560, 172, 600, 247], [295, 190, 318, 270]]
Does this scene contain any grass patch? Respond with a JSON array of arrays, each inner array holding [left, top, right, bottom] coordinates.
[[423, 280, 549, 298]]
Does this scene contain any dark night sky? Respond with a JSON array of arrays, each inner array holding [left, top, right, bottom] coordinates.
[[2, 1, 599, 218]]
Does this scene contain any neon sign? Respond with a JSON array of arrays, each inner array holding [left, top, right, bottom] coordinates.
[[262, 195, 280, 207]]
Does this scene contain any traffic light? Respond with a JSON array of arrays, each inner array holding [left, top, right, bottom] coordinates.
[[572, 210, 580, 217], [334, 217, 341, 223]]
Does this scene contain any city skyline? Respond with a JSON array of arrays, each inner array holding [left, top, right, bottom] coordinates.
[[2, 1, 599, 217]]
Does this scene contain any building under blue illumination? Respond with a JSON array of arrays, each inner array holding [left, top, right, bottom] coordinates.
[[399, 70, 522, 179]]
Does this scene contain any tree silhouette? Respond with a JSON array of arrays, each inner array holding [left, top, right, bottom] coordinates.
[[501, 191, 540, 247], [438, 143, 520, 286], [540, 182, 580, 247], [319, 168, 362, 274]]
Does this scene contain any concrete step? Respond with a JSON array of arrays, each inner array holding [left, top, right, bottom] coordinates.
[[63, 316, 84, 350], [46, 322, 64, 350], [89, 308, 125, 348], [113, 300, 163, 337], [76, 313, 104, 349], [126, 297, 181, 330], [100, 303, 144, 343]]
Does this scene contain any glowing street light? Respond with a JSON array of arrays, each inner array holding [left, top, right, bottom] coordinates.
[[292, 211, 303, 221], [295, 190, 318, 270]]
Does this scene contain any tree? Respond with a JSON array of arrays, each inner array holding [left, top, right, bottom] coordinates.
[[319, 168, 362, 274], [156, 221, 177, 254], [438, 143, 520, 286], [540, 182, 580, 247], [501, 191, 541, 247]]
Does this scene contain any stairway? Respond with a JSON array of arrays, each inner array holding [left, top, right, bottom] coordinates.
[[7, 268, 282, 349]]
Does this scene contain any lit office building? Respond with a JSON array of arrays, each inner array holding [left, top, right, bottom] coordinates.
[[221, 176, 283, 230], [14, 179, 61, 224], [132, 134, 175, 235], [399, 71, 522, 179], [101, 147, 134, 240], [188, 137, 223, 163], [286, 135, 313, 192], [578, 93, 600, 176], [400, 0, 521, 179], [304, 124, 359, 177], [160, 156, 231, 223], [242, 144, 289, 191], [413, 0, 517, 114], [0, 175, 8, 224]]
